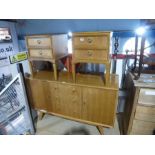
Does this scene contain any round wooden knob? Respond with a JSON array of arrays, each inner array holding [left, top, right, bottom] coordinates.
[[39, 50, 42, 55], [87, 50, 92, 56], [72, 88, 76, 92], [37, 40, 41, 44], [87, 38, 93, 43]]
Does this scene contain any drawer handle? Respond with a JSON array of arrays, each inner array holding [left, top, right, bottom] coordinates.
[[87, 50, 93, 56], [87, 38, 93, 43], [39, 50, 42, 55], [72, 88, 76, 92], [37, 40, 41, 44]]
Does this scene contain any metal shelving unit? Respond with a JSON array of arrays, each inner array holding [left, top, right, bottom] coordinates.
[[0, 73, 34, 135]]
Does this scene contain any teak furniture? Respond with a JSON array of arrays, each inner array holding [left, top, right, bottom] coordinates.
[[123, 73, 155, 135], [25, 71, 119, 134], [26, 34, 68, 80], [72, 32, 111, 84]]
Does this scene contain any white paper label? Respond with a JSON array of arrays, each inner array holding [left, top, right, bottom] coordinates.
[[145, 91, 155, 95]]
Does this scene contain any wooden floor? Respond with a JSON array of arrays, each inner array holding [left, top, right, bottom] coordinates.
[[35, 114, 120, 135]]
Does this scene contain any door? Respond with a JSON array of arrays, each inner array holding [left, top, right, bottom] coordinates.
[[82, 87, 117, 127], [47, 82, 59, 113], [26, 79, 50, 111], [58, 84, 82, 119]]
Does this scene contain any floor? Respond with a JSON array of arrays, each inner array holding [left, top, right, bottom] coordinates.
[[35, 114, 120, 135]]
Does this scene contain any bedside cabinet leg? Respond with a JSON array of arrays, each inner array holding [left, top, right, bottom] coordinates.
[[53, 63, 57, 80], [97, 126, 104, 135], [29, 61, 34, 77], [105, 63, 110, 85], [72, 63, 76, 82]]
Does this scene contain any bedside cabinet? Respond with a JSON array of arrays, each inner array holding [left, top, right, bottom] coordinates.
[[72, 32, 111, 84], [26, 34, 68, 80]]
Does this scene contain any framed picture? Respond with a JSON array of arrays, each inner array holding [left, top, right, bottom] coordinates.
[[0, 28, 12, 43]]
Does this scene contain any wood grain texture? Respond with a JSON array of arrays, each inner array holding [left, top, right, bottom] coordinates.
[[29, 49, 53, 59], [26, 35, 52, 48], [138, 88, 155, 106], [73, 35, 109, 50], [82, 87, 117, 126], [123, 72, 155, 135], [131, 119, 155, 134], [97, 126, 104, 135], [25, 72, 118, 128], [135, 105, 155, 122], [72, 31, 111, 84], [74, 49, 109, 62]]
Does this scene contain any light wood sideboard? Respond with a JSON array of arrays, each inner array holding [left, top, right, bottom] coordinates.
[[25, 71, 119, 133], [26, 34, 68, 80]]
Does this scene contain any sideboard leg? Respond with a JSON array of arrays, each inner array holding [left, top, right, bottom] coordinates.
[[97, 126, 104, 135], [38, 111, 45, 120]]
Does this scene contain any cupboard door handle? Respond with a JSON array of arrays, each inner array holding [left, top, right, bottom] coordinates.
[[39, 50, 42, 55], [87, 50, 92, 56], [83, 101, 86, 105], [37, 40, 41, 44], [72, 88, 76, 92]]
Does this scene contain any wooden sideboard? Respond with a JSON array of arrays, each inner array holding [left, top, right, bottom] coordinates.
[[123, 73, 155, 135], [25, 71, 119, 132]]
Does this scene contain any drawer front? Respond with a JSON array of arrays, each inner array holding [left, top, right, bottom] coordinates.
[[138, 88, 155, 106], [29, 49, 53, 59], [132, 120, 155, 132], [135, 105, 155, 122], [74, 49, 109, 62], [136, 105, 155, 115], [130, 128, 154, 135], [73, 35, 109, 49], [27, 37, 52, 48]]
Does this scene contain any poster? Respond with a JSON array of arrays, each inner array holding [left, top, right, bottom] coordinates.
[[0, 66, 12, 92]]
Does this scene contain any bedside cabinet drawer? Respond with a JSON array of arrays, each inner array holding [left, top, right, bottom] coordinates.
[[29, 49, 53, 59], [73, 36, 109, 49], [74, 50, 109, 62], [27, 37, 52, 48], [138, 88, 155, 106]]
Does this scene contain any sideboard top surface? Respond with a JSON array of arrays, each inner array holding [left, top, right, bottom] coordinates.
[[26, 71, 119, 90]]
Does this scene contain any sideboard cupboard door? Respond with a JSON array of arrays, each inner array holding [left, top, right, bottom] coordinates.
[[26, 79, 50, 111], [58, 84, 82, 119], [82, 87, 117, 127], [47, 82, 59, 113]]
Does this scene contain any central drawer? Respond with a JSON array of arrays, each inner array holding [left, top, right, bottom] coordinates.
[[74, 49, 109, 62], [27, 37, 52, 48], [73, 36, 109, 49], [29, 49, 53, 59]]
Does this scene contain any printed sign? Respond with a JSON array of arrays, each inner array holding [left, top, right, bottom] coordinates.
[[0, 57, 10, 67], [9, 52, 28, 64]]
